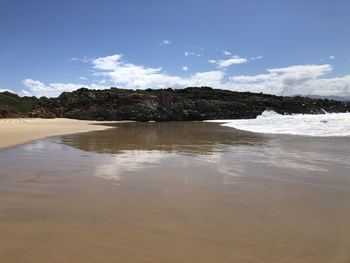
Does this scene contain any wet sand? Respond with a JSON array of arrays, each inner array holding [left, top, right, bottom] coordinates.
[[0, 122, 350, 262], [0, 118, 125, 149]]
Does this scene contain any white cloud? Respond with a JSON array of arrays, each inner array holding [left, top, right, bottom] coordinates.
[[92, 54, 122, 70], [0, 88, 15, 93], [21, 54, 350, 98], [250, 56, 263, 60], [190, 71, 224, 86], [91, 54, 223, 90], [21, 54, 227, 97], [209, 55, 248, 68], [21, 79, 106, 97], [79, 76, 87, 80], [268, 64, 331, 77], [228, 64, 350, 97], [184, 51, 201, 57], [329, 55, 335, 60], [230, 73, 276, 83], [160, 40, 171, 46], [223, 50, 231, 56], [69, 56, 90, 63]]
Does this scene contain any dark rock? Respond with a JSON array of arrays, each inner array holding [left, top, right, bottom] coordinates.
[[0, 107, 22, 118], [2, 87, 350, 121]]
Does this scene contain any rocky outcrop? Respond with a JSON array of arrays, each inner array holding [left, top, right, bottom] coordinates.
[[1, 87, 350, 120], [28, 87, 350, 121], [0, 107, 22, 118]]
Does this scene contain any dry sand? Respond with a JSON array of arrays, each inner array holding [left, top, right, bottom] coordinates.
[[0, 118, 122, 149]]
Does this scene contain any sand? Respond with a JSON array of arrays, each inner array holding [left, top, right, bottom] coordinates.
[[0, 118, 123, 149], [1, 122, 350, 262]]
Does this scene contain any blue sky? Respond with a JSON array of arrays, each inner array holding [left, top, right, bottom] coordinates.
[[1, 0, 350, 97]]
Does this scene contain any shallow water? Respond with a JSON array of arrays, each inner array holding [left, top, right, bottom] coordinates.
[[0, 122, 350, 262]]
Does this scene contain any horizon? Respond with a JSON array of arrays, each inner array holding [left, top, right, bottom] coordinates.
[[1, 0, 350, 98]]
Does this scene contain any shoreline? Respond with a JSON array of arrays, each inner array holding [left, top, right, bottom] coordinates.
[[0, 118, 127, 149]]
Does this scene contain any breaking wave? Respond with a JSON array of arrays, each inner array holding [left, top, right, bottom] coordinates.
[[208, 110, 350, 137]]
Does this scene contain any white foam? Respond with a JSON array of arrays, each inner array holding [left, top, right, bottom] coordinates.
[[207, 111, 350, 137]]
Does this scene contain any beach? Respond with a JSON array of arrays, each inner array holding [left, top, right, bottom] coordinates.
[[2, 1, 349, 262], [0, 118, 124, 149], [0, 121, 349, 262]]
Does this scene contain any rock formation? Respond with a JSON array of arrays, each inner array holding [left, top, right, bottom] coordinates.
[[1, 87, 350, 121]]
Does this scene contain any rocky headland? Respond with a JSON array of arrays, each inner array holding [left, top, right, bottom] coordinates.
[[1, 87, 350, 121]]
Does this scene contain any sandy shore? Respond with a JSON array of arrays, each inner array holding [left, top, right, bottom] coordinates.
[[1, 122, 350, 262], [0, 118, 123, 149]]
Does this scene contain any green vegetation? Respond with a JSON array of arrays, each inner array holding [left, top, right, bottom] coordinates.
[[0, 92, 50, 116]]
